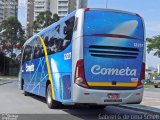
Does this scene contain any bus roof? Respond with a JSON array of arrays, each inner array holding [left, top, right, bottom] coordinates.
[[23, 8, 142, 46]]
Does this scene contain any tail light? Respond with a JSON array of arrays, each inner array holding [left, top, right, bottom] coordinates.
[[137, 62, 145, 88], [74, 59, 88, 88]]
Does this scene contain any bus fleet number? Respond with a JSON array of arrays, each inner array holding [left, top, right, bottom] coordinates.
[[134, 43, 144, 47], [64, 52, 71, 60]]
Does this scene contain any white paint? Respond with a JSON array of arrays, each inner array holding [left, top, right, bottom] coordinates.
[[91, 65, 137, 76], [26, 63, 34, 72]]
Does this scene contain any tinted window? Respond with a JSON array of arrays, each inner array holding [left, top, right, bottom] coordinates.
[[44, 17, 75, 55], [22, 44, 33, 63], [84, 10, 144, 40], [33, 37, 45, 59]]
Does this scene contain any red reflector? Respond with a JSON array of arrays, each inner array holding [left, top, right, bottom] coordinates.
[[84, 93, 90, 95], [84, 8, 90, 11], [136, 93, 140, 96], [91, 34, 139, 40]]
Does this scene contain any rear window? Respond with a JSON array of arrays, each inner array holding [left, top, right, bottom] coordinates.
[[84, 10, 144, 40]]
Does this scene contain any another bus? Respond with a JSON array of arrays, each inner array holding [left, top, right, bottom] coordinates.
[[19, 8, 145, 109]]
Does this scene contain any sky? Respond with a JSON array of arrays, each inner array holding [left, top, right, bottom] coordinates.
[[18, 0, 160, 68]]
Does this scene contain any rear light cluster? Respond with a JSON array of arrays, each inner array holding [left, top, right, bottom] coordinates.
[[137, 62, 145, 88], [74, 59, 89, 88]]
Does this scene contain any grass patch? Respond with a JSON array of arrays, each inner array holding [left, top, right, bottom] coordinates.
[[144, 84, 154, 88], [0, 76, 18, 79]]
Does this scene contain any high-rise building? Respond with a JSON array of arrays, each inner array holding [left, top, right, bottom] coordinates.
[[34, 0, 88, 19], [0, 0, 4, 23], [25, 0, 87, 36], [76, 0, 88, 9], [50, 0, 88, 18], [0, 0, 18, 24], [34, 0, 50, 20]]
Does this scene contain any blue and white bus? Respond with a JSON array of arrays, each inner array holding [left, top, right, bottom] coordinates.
[[19, 8, 145, 109]]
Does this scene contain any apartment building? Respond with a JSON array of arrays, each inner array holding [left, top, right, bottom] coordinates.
[[25, 0, 87, 36], [34, 0, 88, 19], [0, 0, 18, 24], [0, 0, 3, 23], [34, 0, 50, 20]]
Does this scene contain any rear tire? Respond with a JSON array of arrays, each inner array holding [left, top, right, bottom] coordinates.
[[46, 84, 61, 109], [22, 80, 30, 96], [24, 91, 30, 96]]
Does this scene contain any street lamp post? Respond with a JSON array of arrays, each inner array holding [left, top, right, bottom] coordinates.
[[106, 0, 109, 8]]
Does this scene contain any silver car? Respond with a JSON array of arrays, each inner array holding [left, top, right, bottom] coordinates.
[[153, 77, 160, 88]]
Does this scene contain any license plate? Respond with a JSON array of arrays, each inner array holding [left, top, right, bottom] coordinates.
[[104, 99, 122, 102], [107, 93, 120, 99]]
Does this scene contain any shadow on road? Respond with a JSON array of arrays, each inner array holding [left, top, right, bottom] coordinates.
[[25, 93, 118, 119], [25, 93, 151, 120]]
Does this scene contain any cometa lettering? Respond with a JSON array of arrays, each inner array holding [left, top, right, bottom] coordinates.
[[91, 65, 137, 76]]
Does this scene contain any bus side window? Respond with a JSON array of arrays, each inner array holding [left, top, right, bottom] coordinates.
[[22, 45, 32, 63], [73, 17, 78, 31], [60, 17, 75, 51], [64, 17, 75, 40], [44, 17, 75, 55], [33, 37, 45, 58], [45, 25, 60, 55]]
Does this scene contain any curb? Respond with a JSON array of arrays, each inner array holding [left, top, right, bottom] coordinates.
[[0, 81, 13, 85], [120, 104, 160, 114], [0, 78, 18, 81]]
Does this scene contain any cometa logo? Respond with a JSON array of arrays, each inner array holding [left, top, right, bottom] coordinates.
[[91, 65, 137, 76], [26, 64, 34, 72]]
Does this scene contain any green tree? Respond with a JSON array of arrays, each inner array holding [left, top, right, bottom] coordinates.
[[33, 11, 60, 33], [0, 16, 25, 59], [147, 35, 160, 57]]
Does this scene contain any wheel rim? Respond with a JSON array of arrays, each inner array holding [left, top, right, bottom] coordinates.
[[47, 85, 52, 104]]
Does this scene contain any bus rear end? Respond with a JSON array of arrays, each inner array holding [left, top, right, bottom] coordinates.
[[73, 9, 145, 105]]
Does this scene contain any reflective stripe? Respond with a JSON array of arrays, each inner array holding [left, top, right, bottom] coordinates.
[[38, 36, 55, 99], [87, 82, 137, 87]]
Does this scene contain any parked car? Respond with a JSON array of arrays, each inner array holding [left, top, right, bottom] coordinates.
[[153, 77, 160, 88]]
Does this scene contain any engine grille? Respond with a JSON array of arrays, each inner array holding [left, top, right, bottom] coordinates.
[[89, 45, 139, 59]]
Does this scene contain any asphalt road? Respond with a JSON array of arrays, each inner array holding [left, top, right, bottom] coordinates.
[[0, 80, 158, 120], [141, 87, 160, 108]]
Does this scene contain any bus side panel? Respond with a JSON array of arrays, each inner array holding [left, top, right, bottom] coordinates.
[[22, 61, 31, 92], [22, 57, 48, 97], [49, 44, 72, 102]]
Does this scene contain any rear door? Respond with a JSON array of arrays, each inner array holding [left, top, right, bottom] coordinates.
[[83, 10, 144, 89]]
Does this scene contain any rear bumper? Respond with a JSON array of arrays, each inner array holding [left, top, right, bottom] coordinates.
[[72, 84, 143, 105]]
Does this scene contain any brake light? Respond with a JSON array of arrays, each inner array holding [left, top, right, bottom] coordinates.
[[74, 59, 88, 88], [137, 62, 145, 88]]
